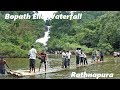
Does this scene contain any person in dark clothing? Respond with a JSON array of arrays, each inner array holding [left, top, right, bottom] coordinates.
[[0, 57, 9, 74], [38, 50, 47, 72], [79, 50, 84, 65], [100, 50, 104, 62], [75, 48, 81, 67]]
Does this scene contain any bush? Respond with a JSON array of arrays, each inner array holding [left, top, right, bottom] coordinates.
[[97, 43, 113, 55], [0, 42, 28, 58]]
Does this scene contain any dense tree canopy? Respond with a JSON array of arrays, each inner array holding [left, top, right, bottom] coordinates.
[[0, 11, 45, 57], [47, 11, 120, 54], [1, 11, 120, 57]]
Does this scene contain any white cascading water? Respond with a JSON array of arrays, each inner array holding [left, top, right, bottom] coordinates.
[[35, 26, 51, 46]]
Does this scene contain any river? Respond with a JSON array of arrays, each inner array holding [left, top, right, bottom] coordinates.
[[0, 55, 120, 79]]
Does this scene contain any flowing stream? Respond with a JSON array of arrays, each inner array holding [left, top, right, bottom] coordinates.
[[0, 55, 120, 79]]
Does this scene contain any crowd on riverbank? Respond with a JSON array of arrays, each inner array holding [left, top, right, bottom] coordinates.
[[0, 46, 120, 74], [61, 48, 105, 68], [113, 51, 120, 57]]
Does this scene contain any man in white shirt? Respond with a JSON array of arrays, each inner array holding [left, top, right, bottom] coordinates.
[[61, 50, 66, 68], [66, 51, 71, 67], [28, 46, 37, 73]]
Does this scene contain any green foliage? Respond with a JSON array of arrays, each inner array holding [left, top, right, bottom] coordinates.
[[0, 43, 28, 57], [0, 11, 45, 57], [1, 11, 120, 57], [47, 11, 120, 55], [97, 43, 113, 55], [33, 42, 45, 51]]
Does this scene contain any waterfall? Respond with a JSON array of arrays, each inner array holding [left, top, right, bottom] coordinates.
[[35, 26, 51, 46]]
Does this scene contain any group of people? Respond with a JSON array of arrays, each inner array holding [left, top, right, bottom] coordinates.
[[113, 51, 120, 58], [29, 47, 100, 71], [61, 48, 88, 68], [1, 45, 120, 75], [28, 46, 47, 73], [75, 48, 88, 67], [0, 45, 47, 74], [91, 49, 104, 62], [61, 48, 105, 68], [61, 50, 72, 68]]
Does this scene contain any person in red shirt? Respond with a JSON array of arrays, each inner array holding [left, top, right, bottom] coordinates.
[[0, 57, 9, 74], [38, 50, 47, 72]]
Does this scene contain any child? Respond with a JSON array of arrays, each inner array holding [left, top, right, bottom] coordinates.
[[83, 53, 88, 65]]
